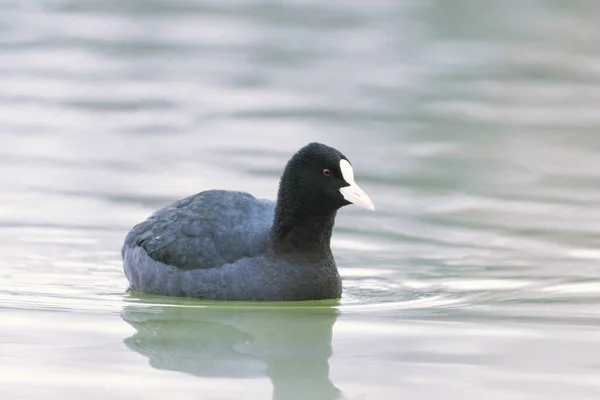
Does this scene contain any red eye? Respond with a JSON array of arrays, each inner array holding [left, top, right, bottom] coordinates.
[[322, 169, 332, 177]]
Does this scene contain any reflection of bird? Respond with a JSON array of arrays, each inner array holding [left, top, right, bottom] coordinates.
[[122, 142, 374, 301], [121, 301, 342, 400]]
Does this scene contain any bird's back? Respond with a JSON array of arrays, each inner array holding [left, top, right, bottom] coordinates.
[[122, 190, 275, 271]]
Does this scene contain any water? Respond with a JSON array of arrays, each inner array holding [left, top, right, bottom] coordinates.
[[1, 0, 599, 399]]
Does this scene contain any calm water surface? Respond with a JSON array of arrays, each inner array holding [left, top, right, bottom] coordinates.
[[1, 1, 600, 399]]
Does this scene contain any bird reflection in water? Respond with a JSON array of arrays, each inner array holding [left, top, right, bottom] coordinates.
[[121, 295, 342, 400]]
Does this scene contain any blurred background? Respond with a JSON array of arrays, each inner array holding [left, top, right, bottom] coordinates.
[[1, 1, 599, 399]]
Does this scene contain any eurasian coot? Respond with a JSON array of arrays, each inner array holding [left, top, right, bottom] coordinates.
[[122, 142, 374, 301]]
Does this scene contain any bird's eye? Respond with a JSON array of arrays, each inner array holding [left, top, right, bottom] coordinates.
[[322, 169, 332, 177]]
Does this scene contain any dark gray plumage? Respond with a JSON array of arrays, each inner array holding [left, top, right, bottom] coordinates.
[[122, 142, 374, 301]]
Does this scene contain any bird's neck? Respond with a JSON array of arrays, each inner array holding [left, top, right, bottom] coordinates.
[[271, 201, 336, 255]]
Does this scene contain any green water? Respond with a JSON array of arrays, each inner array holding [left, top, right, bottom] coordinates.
[[1, 1, 599, 399]]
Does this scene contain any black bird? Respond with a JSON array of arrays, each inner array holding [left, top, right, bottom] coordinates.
[[122, 142, 374, 301]]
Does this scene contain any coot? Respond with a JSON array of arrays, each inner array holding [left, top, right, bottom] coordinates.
[[122, 142, 374, 301]]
